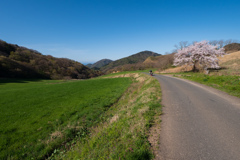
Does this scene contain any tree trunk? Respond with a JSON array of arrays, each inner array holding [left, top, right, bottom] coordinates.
[[192, 62, 199, 72]]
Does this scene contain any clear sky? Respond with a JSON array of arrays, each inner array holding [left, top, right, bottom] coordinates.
[[1, 0, 240, 64]]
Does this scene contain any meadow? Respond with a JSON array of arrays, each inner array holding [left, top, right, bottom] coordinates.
[[0, 78, 132, 159], [57, 73, 162, 160]]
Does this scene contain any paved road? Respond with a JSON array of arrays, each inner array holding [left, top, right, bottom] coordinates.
[[154, 74, 240, 160]]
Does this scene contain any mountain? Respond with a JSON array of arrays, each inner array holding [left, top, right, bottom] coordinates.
[[88, 59, 113, 70], [86, 63, 93, 68], [224, 43, 240, 53], [101, 51, 160, 72], [0, 40, 102, 79]]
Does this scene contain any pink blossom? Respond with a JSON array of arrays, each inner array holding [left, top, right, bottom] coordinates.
[[173, 40, 226, 70]]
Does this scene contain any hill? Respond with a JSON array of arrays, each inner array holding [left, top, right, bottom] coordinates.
[[87, 59, 113, 70], [143, 53, 174, 70], [224, 43, 240, 53], [85, 63, 92, 68], [0, 40, 102, 79], [105, 53, 174, 73], [218, 51, 240, 75], [101, 51, 160, 72]]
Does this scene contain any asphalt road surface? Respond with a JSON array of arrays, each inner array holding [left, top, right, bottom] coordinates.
[[154, 74, 240, 160]]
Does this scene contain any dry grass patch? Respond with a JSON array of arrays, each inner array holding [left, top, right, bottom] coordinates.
[[138, 106, 149, 115], [160, 64, 192, 73], [211, 51, 240, 75], [50, 131, 63, 141], [219, 51, 240, 63], [148, 115, 161, 160], [109, 114, 119, 124]]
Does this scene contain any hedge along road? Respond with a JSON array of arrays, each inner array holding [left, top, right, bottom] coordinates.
[[153, 74, 240, 160]]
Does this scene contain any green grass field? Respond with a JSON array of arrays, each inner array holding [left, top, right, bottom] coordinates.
[[172, 73, 240, 98], [58, 73, 162, 160], [0, 78, 132, 159]]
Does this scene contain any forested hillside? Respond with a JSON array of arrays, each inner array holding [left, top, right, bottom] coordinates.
[[0, 40, 102, 79]]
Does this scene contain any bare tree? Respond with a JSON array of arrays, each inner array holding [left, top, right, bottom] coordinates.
[[191, 41, 198, 45], [218, 40, 225, 48], [174, 41, 189, 50], [209, 40, 218, 46], [172, 49, 177, 53], [224, 39, 239, 45], [174, 44, 179, 50], [225, 39, 233, 45], [210, 39, 239, 48], [209, 40, 224, 48]]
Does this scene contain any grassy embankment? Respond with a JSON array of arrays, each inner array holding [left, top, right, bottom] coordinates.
[[51, 73, 162, 160], [172, 73, 240, 98], [99, 69, 157, 78], [0, 78, 131, 159]]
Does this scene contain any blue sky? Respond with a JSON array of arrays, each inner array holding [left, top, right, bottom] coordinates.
[[1, 0, 240, 64]]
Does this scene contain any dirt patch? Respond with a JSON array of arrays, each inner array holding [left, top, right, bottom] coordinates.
[[136, 76, 146, 82], [138, 106, 149, 115], [109, 73, 137, 78], [46, 131, 63, 144], [106, 73, 149, 83], [124, 74, 131, 77], [51, 131, 63, 139], [148, 115, 161, 160], [110, 114, 119, 124], [133, 73, 140, 78]]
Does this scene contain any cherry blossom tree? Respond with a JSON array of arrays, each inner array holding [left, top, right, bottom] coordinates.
[[173, 40, 226, 72]]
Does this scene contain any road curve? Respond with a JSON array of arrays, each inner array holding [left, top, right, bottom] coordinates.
[[154, 74, 240, 160]]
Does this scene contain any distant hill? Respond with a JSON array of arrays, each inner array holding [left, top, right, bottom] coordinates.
[[87, 59, 113, 70], [0, 40, 102, 79], [224, 43, 240, 53], [101, 51, 160, 72], [86, 63, 93, 68]]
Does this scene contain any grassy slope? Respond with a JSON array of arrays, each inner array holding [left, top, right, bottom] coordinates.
[[217, 51, 240, 75], [61, 73, 162, 160], [172, 73, 240, 98], [99, 70, 157, 78], [0, 78, 131, 159]]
